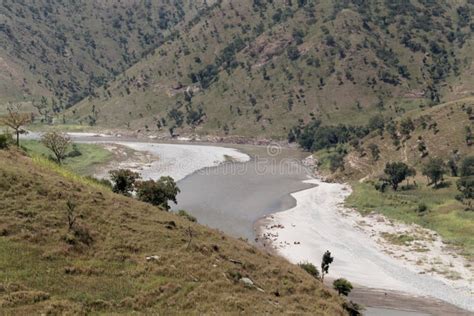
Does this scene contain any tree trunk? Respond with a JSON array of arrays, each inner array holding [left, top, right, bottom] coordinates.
[[15, 130, 19, 147]]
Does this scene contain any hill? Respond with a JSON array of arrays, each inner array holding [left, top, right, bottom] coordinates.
[[312, 97, 474, 259], [0, 148, 346, 314], [64, 0, 474, 137], [0, 0, 213, 110]]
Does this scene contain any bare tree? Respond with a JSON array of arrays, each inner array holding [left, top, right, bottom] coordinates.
[[1, 104, 31, 147], [41, 131, 71, 164]]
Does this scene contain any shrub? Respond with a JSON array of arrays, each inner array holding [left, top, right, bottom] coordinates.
[[136, 176, 180, 210], [177, 210, 197, 222], [417, 203, 428, 214], [298, 262, 320, 279], [109, 169, 141, 196], [0, 131, 13, 149], [333, 278, 353, 296]]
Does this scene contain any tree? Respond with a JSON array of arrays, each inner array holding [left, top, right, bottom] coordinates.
[[287, 45, 300, 60], [368, 114, 385, 135], [368, 143, 380, 161], [400, 117, 415, 138], [109, 169, 141, 196], [41, 132, 71, 164], [457, 176, 473, 211], [457, 156, 474, 211], [136, 176, 180, 210], [460, 156, 474, 177], [422, 158, 446, 188], [1, 104, 31, 147], [333, 278, 353, 296], [321, 250, 334, 282], [384, 162, 411, 191]]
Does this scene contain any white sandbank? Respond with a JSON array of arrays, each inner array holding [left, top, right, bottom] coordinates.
[[95, 141, 250, 182], [260, 178, 474, 312]]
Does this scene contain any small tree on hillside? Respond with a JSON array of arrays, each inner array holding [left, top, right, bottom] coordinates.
[[333, 278, 353, 296], [368, 143, 380, 161], [41, 132, 71, 164], [136, 176, 180, 210], [1, 104, 31, 147], [422, 158, 446, 188], [321, 250, 334, 282], [460, 156, 474, 177], [383, 162, 411, 191], [109, 169, 141, 196]]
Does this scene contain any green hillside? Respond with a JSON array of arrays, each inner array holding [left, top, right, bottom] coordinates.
[[0, 0, 213, 109], [64, 0, 474, 137]]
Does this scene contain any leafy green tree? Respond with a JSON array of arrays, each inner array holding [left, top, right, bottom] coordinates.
[[422, 158, 446, 188], [109, 169, 141, 196], [384, 162, 411, 191], [136, 176, 180, 210], [333, 278, 353, 296], [321, 250, 334, 282]]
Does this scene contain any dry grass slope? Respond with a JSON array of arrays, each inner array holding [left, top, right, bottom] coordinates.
[[0, 149, 345, 314]]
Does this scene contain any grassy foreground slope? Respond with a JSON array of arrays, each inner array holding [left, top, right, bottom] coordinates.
[[0, 149, 345, 314]]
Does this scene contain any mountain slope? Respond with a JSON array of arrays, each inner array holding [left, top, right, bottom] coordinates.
[[0, 149, 346, 314], [0, 0, 213, 108], [67, 0, 474, 137]]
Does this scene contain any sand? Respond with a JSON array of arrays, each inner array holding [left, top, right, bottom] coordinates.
[[259, 177, 474, 312]]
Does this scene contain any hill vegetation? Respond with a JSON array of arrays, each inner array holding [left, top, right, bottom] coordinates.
[[310, 98, 474, 258], [0, 0, 213, 109], [62, 0, 473, 137], [0, 148, 347, 314]]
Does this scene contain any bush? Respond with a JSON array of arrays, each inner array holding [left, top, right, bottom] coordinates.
[[109, 169, 141, 196], [136, 176, 180, 210], [67, 144, 82, 158], [417, 203, 428, 214], [298, 262, 320, 279], [333, 278, 353, 296], [0, 131, 13, 149], [177, 210, 197, 222]]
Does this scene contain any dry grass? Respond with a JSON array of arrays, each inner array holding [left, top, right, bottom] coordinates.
[[0, 148, 345, 314]]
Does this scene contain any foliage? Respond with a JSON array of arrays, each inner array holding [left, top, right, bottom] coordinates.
[[177, 210, 197, 222], [136, 176, 180, 210], [109, 169, 141, 196], [1, 104, 31, 147], [40, 131, 71, 164], [383, 162, 411, 191], [321, 250, 334, 282], [422, 157, 446, 187], [298, 262, 320, 279], [0, 130, 14, 149], [333, 278, 353, 296]]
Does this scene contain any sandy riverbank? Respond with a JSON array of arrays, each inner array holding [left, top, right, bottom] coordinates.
[[93, 141, 251, 182], [258, 177, 473, 312]]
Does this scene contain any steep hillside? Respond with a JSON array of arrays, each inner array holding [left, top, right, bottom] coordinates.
[[0, 0, 213, 109], [0, 149, 346, 314], [68, 0, 474, 137], [320, 98, 474, 259], [343, 97, 474, 180]]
